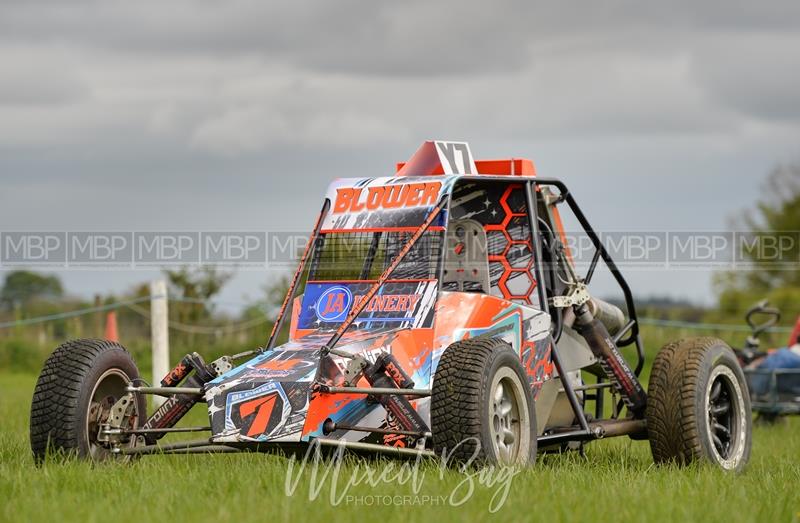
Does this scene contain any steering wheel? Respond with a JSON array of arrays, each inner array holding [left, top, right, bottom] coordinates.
[[739, 300, 781, 357], [745, 300, 781, 338]]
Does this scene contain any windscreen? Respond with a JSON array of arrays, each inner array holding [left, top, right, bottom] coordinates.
[[283, 176, 454, 335], [293, 229, 443, 332], [307, 230, 443, 281]]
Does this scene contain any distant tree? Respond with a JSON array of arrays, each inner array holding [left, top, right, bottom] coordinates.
[[164, 267, 233, 324], [241, 274, 290, 321], [264, 274, 290, 314], [0, 270, 63, 310], [713, 163, 800, 317]]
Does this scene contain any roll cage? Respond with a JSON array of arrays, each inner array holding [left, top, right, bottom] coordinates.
[[263, 173, 646, 440]]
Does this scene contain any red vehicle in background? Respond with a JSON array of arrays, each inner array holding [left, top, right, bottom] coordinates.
[[736, 301, 800, 422]]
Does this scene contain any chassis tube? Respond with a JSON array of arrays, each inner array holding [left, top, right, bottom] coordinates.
[[267, 199, 331, 349], [315, 438, 435, 458], [127, 386, 203, 396], [525, 181, 550, 313], [549, 339, 591, 433], [319, 386, 430, 396], [532, 178, 643, 351]]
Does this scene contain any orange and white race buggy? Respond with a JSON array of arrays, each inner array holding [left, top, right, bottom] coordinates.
[[30, 141, 752, 471]]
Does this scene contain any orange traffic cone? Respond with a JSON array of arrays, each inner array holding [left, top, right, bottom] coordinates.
[[104, 311, 119, 342]]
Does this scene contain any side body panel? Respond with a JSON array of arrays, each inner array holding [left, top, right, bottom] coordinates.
[[300, 291, 554, 447], [432, 292, 554, 398], [206, 291, 556, 447]]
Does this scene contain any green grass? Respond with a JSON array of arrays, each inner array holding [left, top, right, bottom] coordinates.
[[1, 372, 799, 523]]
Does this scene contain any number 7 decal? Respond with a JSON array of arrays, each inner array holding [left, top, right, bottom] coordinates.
[[238, 394, 277, 437]]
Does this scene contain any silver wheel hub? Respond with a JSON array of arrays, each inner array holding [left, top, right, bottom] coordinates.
[[704, 365, 747, 470], [86, 368, 136, 459], [489, 368, 528, 463]]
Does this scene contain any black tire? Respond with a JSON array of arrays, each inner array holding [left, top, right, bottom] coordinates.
[[646, 337, 752, 472], [30, 339, 145, 462], [431, 337, 536, 465]]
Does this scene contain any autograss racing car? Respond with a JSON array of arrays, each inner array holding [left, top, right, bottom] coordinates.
[[30, 141, 753, 471]]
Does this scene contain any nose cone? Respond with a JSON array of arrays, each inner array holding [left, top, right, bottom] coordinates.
[[204, 348, 321, 443], [204, 327, 428, 444]]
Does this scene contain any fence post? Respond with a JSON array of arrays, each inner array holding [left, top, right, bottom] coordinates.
[[150, 280, 169, 407], [93, 294, 102, 337]]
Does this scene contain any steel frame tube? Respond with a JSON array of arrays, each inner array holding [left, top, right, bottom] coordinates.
[[320, 386, 430, 397], [326, 422, 432, 438], [315, 438, 435, 458], [115, 438, 218, 455], [158, 445, 240, 455], [105, 426, 211, 435], [126, 386, 203, 396]]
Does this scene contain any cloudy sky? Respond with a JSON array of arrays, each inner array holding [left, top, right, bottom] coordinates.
[[0, 1, 798, 308]]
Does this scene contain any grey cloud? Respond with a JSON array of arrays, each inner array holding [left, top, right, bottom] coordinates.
[[0, 0, 798, 305], [691, 33, 800, 122], [0, 46, 89, 105], [1, 1, 798, 76], [0, 72, 87, 106]]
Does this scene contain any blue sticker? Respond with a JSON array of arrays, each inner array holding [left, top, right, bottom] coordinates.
[[314, 285, 353, 323]]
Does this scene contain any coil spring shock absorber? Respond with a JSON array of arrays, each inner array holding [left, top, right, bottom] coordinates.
[[362, 353, 427, 438], [572, 302, 647, 416], [331, 351, 427, 445], [141, 352, 217, 444]]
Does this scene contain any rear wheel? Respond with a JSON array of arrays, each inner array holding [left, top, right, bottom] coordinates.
[[646, 337, 751, 472], [431, 337, 536, 465], [30, 339, 145, 462]]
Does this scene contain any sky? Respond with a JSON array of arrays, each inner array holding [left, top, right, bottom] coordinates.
[[0, 1, 798, 311]]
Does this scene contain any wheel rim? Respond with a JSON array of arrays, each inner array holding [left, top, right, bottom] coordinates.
[[489, 368, 527, 464], [85, 368, 135, 460], [705, 365, 747, 469]]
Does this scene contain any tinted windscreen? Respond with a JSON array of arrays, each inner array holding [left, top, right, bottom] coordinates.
[[307, 230, 443, 281]]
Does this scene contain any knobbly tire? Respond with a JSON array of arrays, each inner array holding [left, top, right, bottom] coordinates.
[[431, 337, 536, 466], [30, 339, 145, 462], [646, 337, 752, 472]]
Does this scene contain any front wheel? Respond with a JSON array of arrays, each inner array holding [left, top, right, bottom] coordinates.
[[431, 337, 537, 466], [646, 337, 752, 472], [30, 339, 145, 462]]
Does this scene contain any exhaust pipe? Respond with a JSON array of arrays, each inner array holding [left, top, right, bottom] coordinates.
[[587, 297, 626, 335]]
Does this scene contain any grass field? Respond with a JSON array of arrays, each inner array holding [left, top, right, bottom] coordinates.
[[1, 371, 799, 523]]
